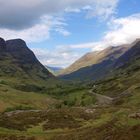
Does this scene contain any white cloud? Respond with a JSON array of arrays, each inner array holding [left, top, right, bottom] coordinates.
[[0, 0, 118, 43], [104, 13, 140, 46], [85, 0, 118, 19], [0, 22, 50, 43], [40, 13, 140, 67], [0, 0, 118, 29], [32, 47, 82, 67], [65, 7, 81, 13], [0, 16, 70, 42], [0, 0, 120, 67], [60, 42, 105, 51], [63, 13, 140, 52]]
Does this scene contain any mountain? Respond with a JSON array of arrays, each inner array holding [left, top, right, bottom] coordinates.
[[115, 39, 140, 68], [58, 51, 99, 75], [0, 37, 53, 81], [59, 43, 131, 80], [92, 39, 140, 98], [46, 66, 63, 75], [0, 37, 140, 140]]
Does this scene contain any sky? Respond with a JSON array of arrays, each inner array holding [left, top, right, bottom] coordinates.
[[0, 0, 140, 68]]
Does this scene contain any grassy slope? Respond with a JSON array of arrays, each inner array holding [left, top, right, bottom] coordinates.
[[0, 92, 140, 140], [0, 81, 57, 112], [22, 58, 140, 139], [92, 58, 140, 97], [0, 74, 139, 140], [0, 58, 140, 139], [59, 45, 129, 77], [0, 69, 95, 111]]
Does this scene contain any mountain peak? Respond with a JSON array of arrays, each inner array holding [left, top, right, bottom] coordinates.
[[0, 37, 53, 80], [5, 38, 36, 64], [6, 39, 27, 51], [6, 38, 26, 43]]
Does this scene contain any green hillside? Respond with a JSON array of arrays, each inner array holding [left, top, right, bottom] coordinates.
[[0, 38, 140, 140]]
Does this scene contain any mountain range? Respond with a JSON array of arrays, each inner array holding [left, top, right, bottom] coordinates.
[[58, 39, 140, 81], [0, 37, 140, 140]]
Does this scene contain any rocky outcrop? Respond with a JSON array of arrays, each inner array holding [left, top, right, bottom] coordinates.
[[129, 113, 140, 119]]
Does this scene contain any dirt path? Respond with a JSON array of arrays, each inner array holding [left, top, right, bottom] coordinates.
[[89, 88, 132, 105], [89, 90, 114, 105]]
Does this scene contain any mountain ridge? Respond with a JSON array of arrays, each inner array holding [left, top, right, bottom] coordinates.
[[59, 39, 140, 81], [59, 44, 130, 76], [0, 37, 53, 81]]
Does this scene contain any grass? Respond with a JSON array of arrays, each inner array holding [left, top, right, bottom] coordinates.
[[0, 58, 140, 139], [0, 84, 57, 112], [0, 81, 139, 140], [27, 123, 45, 134], [57, 89, 96, 107], [0, 102, 140, 140], [0, 77, 90, 112]]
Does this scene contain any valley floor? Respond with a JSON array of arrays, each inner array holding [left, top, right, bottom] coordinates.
[[0, 67, 140, 140], [0, 88, 140, 140]]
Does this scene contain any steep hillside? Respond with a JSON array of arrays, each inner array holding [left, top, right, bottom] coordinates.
[[59, 51, 99, 75], [0, 37, 93, 112], [0, 37, 53, 82], [0, 38, 140, 140], [90, 39, 140, 98], [59, 45, 130, 76], [115, 39, 140, 68], [59, 43, 131, 80], [0, 58, 140, 140]]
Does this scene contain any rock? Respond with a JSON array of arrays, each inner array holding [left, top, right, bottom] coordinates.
[[129, 113, 140, 119], [85, 109, 96, 114]]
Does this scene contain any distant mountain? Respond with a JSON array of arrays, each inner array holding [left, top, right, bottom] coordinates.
[[46, 66, 63, 75], [0, 37, 53, 81], [59, 43, 131, 80], [58, 51, 99, 75], [59, 45, 130, 76]]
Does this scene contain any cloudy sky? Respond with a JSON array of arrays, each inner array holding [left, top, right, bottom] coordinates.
[[0, 0, 140, 67]]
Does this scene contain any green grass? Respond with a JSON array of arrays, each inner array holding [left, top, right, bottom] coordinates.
[[0, 74, 95, 115], [27, 123, 45, 134], [0, 58, 140, 139], [0, 83, 57, 112], [58, 90, 96, 107]]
